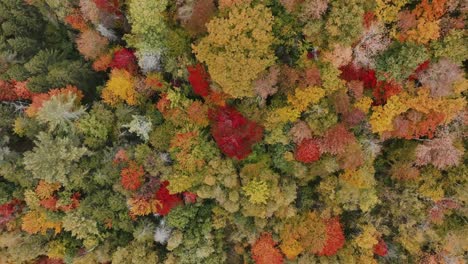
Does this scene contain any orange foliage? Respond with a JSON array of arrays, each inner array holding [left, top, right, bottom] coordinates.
[[0, 80, 34, 101], [317, 217, 346, 256], [145, 74, 164, 91], [128, 196, 152, 217], [384, 111, 445, 139], [65, 9, 89, 31], [35, 180, 61, 200], [21, 210, 62, 235], [280, 212, 327, 259], [398, 0, 447, 43], [413, 0, 448, 21], [25, 86, 83, 117], [120, 161, 145, 191], [187, 101, 209, 127], [92, 53, 113, 71], [251, 233, 284, 264]]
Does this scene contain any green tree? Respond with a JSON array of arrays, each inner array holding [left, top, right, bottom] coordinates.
[[0, 0, 100, 95]]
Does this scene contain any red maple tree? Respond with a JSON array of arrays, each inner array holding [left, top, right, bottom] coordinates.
[[209, 106, 263, 160]]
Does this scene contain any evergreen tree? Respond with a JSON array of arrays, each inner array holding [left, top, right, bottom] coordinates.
[[0, 0, 100, 95]]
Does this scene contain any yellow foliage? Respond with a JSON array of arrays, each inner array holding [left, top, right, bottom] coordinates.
[[128, 197, 152, 216], [280, 212, 327, 259], [354, 225, 379, 250], [47, 240, 66, 260], [219, 0, 252, 9], [264, 125, 290, 145], [340, 166, 376, 189], [21, 210, 62, 235], [404, 19, 440, 44], [375, 0, 410, 23], [370, 88, 465, 135], [13, 118, 26, 136], [287, 86, 325, 112], [128, 197, 162, 216], [406, 88, 465, 122], [453, 79, 468, 95], [23, 190, 41, 210], [266, 107, 301, 128], [280, 237, 304, 260], [370, 94, 409, 134], [35, 180, 61, 200], [101, 69, 138, 106], [354, 97, 373, 113], [397, 229, 425, 255], [321, 63, 346, 94], [418, 180, 444, 201], [166, 173, 195, 194], [192, 4, 275, 98], [242, 179, 270, 204]]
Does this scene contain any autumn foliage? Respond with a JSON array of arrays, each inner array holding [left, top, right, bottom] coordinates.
[[187, 64, 211, 97], [295, 138, 321, 163], [251, 233, 284, 264], [0, 0, 466, 263], [209, 106, 263, 159], [121, 161, 145, 191]]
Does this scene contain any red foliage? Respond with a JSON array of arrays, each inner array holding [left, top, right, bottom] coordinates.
[[59, 192, 81, 212], [251, 233, 284, 264], [363, 11, 376, 28], [0, 80, 34, 101], [109, 48, 137, 73], [183, 192, 198, 204], [154, 181, 183, 216], [35, 256, 65, 264], [373, 239, 388, 256], [340, 64, 401, 105], [319, 124, 356, 155], [120, 161, 145, 191], [342, 108, 367, 127], [209, 106, 264, 160], [318, 217, 345, 256], [40, 196, 58, 211], [340, 64, 377, 89], [40, 193, 80, 212], [372, 80, 402, 105], [187, 64, 211, 97], [93, 0, 121, 15], [295, 138, 321, 163], [0, 80, 17, 101], [0, 199, 23, 227], [409, 60, 430, 81]]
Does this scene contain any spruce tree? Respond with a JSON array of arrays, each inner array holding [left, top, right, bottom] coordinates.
[[0, 0, 100, 95]]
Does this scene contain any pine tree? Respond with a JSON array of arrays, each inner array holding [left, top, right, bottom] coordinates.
[[0, 0, 100, 95]]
